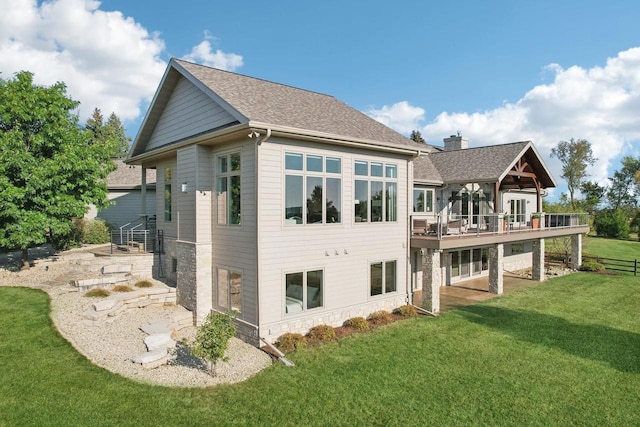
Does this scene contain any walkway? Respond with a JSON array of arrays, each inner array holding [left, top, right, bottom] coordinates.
[[439, 272, 537, 312]]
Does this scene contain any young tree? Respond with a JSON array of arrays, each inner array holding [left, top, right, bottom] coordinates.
[[0, 72, 117, 266], [410, 130, 425, 143], [550, 138, 596, 208], [191, 311, 237, 376]]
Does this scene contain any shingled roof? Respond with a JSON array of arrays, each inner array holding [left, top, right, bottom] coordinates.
[[173, 59, 423, 149], [414, 141, 556, 188], [106, 160, 156, 190]]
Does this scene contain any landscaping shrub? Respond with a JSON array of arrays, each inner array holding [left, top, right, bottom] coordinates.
[[394, 305, 418, 317], [191, 311, 237, 376], [134, 280, 154, 288], [368, 310, 393, 326], [307, 325, 336, 342], [112, 285, 134, 293], [275, 333, 307, 353], [581, 261, 606, 272], [344, 317, 370, 331], [84, 288, 110, 298], [80, 218, 111, 244], [594, 208, 630, 239]]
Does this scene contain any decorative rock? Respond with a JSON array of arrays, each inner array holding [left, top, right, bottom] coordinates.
[[144, 332, 175, 351], [92, 298, 119, 312], [101, 264, 132, 275], [133, 348, 168, 369], [140, 318, 172, 335]]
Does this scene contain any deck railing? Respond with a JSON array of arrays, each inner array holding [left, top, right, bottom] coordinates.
[[110, 215, 156, 253], [412, 212, 588, 240]]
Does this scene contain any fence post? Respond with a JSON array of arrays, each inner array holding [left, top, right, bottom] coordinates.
[[635, 259, 637, 277]]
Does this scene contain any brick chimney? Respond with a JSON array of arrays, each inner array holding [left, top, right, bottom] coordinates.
[[443, 134, 469, 151]]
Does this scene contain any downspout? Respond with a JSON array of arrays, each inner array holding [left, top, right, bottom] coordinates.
[[253, 128, 271, 343]]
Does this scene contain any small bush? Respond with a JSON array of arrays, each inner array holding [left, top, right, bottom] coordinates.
[[191, 311, 237, 376], [581, 261, 606, 272], [81, 219, 111, 244], [275, 333, 307, 353], [112, 285, 134, 293], [134, 280, 154, 288], [84, 288, 110, 297], [344, 317, 370, 331], [307, 325, 336, 342], [394, 305, 418, 318], [368, 310, 393, 326]]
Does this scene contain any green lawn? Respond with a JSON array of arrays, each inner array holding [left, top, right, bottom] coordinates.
[[584, 234, 640, 260], [2, 274, 639, 426]]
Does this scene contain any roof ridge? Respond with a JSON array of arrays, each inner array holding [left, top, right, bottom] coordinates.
[[429, 140, 530, 155], [173, 58, 336, 99]]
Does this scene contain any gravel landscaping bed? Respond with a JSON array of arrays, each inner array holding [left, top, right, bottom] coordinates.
[[0, 246, 273, 387]]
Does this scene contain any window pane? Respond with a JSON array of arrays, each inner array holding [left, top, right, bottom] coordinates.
[[385, 164, 397, 178], [285, 175, 303, 224], [218, 156, 228, 173], [370, 262, 383, 296], [355, 160, 368, 176], [354, 180, 368, 222], [216, 177, 228, 224], [385, 261, 396, 293], [307, 155, 323, 172], [451, 251, 460, 277], [306, 176, 323, 224], [164, 167, 172, 222], [386, 182, 397, 222], [217, 268, 229, 309], [230, 270, 242, 313], [285, 152, 303, 170], [306, 270, 323, 309], [326, 177, 341, 223], [285, 272, 304, 314], [371, 181, 383, 222], [413, 189, 424, 212], [230, 175, 241, 224], [426, 190, 434, 212], [230, 153, 241, 171], [371, 162, 383, 177], [326, 157, 341, 174]]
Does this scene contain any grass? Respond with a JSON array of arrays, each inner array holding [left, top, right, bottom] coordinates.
[[584, 234, 640, 260], [1, 274, 640, 426]]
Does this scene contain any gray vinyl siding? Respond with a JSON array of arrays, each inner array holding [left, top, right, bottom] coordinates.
[[212, 140, 258, 326], [96, 190, 156, 228], [257, 137, 410, 328], [146, 77, 237, 151]]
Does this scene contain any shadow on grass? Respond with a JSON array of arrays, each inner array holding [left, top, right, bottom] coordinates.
[[458, 305, 640, 373]]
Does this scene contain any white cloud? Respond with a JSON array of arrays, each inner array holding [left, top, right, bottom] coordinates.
[[366, 101, 425, 134], [0, 1, 244, 125], [181, 31, 243, 71], [371, 47, 640, 196]]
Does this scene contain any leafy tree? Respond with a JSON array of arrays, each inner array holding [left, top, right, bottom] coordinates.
[[580, 181, 606, 214], [191, 311, 237, 376], [0, 72, 117, 265], [410, 130, 425, 143], [86, 108, 131, 158], [593, 208, 630, 239], [550, 138, 596, 208], [607, 155, 640, 209]]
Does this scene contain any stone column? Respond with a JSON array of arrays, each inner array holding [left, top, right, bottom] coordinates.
[[571, 234, 583, 270], [489, 243, 504, 294], [176, 241, 212, 325], [421, 249, 442, 313], [532, 238, 545, 281]]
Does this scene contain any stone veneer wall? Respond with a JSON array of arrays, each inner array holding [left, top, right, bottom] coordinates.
[[421, 249, 442, 312], [175, 241, 212, 325], [489, 243, 504, 294], [261, 294, 407, 344]]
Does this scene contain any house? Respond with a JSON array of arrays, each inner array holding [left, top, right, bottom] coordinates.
[[127, 58, 588, 345], [85, 159, 156, 228]]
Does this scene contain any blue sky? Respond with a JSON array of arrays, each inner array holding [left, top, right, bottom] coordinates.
[[2, 0, 640, 200]]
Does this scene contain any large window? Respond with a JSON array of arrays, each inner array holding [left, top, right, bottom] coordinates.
[[510, 198, 527, 223], [285, 152, 341, 225], [370, 260, 397, 296], [354, 161, 397, 223], [413, 188, 434, 213], [217, 153, 241, 225], [285, 269, 323, 313], [216, 268, 242, 315], [164, 167, 172, 222]]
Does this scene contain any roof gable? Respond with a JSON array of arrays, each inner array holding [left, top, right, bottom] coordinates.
[[130, 59, 423, 159]]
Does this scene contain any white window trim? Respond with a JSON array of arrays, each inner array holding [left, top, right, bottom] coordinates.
[[283, 267, 325, 315], [216, 151, 242, 226], [369, 259, 398, 297], [354, 160, 398, 224]]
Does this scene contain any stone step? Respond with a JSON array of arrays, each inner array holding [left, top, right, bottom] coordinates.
[[133, 348, 168, 369]]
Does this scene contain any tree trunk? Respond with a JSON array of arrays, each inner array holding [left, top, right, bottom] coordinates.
[[21, 248, 30, 270]]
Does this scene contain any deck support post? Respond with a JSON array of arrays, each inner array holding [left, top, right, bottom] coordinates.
[[489, 243, 504, 294], [421, 249, 442, 313], [570, 234, 582, 270], [532, 238, 545, 281]]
